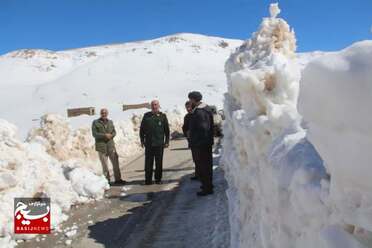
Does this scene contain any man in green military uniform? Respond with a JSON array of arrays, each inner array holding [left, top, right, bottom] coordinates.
[[140, 100, 170, 185], [92, 108, 125, 185]]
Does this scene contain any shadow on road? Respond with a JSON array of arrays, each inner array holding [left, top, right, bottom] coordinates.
[[87, 175, 187, 248], [170, 147, 190, 151], [133, 167, 194, 173], [89, 141, 223, 248]]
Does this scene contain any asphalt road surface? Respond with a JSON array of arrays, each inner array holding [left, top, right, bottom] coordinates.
[[18, 139, 230, 248]]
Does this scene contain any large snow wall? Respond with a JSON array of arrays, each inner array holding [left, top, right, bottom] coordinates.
[[299, 41, 372, 247], [222, 3, 372, 248]]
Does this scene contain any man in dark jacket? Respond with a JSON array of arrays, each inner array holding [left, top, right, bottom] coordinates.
[[182, 101, 199, 180], [182, 101, 193, 144], [188, 91, 214, 196], [92, 108, 125, 184], [140, 100, 170, 185]]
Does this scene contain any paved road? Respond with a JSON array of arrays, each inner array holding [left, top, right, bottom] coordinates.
[[18, 139, 230, 248]]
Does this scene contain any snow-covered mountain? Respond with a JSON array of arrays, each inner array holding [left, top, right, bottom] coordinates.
[[0, 33, 242, 137]]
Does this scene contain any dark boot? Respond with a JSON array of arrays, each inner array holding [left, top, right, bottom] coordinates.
[[197, 190, 214, 196], [190, 175, 199, 180]]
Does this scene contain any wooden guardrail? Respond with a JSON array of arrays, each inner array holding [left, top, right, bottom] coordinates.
[[67, 107, 95, 117], [122, 103, 151, 111], [66, 103, 150, 118]]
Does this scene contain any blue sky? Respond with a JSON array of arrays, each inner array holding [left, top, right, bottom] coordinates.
[[1, 0, 371, 55]]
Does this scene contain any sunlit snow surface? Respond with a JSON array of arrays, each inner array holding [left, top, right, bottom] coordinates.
[[0, 33, 241, 138], [299, 40, 372, 246]]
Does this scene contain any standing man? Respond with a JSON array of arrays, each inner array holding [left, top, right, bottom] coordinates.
[[140, 100, 170, 185], [182, 101, 198, 180], [188, 91, 214, 196], [182, 101, 193, 145], [92, 108, 125, 185]]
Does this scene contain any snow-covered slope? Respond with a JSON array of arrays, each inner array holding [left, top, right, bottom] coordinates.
[[0, 33, 242, 137], [0, 48, 105, 86]]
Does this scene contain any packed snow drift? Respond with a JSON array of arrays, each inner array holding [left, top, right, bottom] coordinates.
[[0, 109, 187, 247], [0, 112, 149, 246], [299, 40, 372, 246], [223, 3, 372, 248], [0, 117, 109, 247]]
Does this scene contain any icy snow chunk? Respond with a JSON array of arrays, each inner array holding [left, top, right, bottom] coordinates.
[[121, 186, 132, 191], [269, 2, 281, 18], [0, 119, 18, 140], [64, 229, 77, 238], [68, 167, 109, 200]]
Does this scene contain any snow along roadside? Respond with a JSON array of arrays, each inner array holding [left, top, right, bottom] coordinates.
[[223, 3, 372, 248], [0, 110, 185, 248], [299, 40, 372, 247]]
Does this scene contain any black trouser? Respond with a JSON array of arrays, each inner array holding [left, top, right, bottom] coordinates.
[[145, 146, 164, 183], [192, 145, 213, 192], [191, 147, 200, 178]]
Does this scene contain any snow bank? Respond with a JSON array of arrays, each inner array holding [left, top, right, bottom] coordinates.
[[27, 114, 97, 161], [0, 115, 134, 247], [27, 113, 143, 174], [299, 41, 372, 244], [165, 108, 185, 133], [0, 118, 110, 247], [0, 108, 185, 247], [221, 3, 356, 248]]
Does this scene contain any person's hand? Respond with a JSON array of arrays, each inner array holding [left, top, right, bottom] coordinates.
[[164, 143, 169, 148], [141, 143, 145, 148], [105, 133, 113, 139]]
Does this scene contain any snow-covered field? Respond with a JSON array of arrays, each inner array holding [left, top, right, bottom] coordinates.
[[223, 3, 372, 248], [0, 33, 242, 247]]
